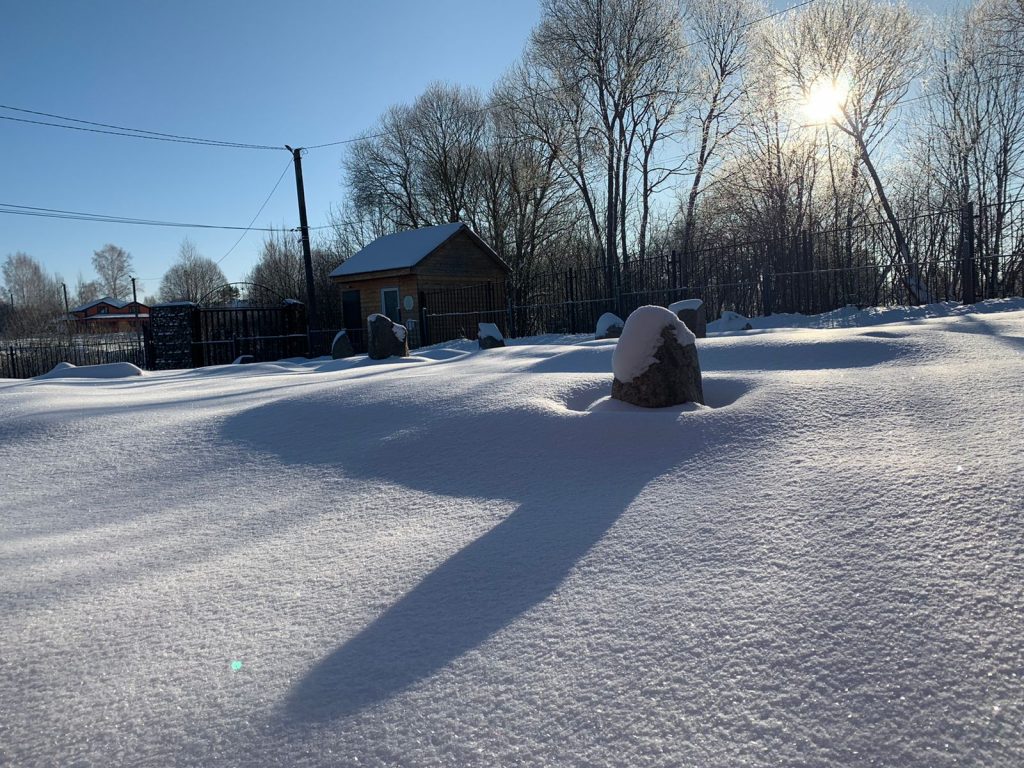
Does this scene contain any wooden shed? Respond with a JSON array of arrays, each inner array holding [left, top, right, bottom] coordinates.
[[328, 222, 509, 346]]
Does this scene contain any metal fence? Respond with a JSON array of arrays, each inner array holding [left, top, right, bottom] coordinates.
[[421, 201, 1022, 346], [1, 333, 147, 379]]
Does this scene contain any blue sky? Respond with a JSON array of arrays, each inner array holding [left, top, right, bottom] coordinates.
[[1, 0, 541, 294], [1, 0, 956, 296]]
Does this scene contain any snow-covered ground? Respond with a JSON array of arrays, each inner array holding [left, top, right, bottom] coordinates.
[[2, 301, 1023, 767]]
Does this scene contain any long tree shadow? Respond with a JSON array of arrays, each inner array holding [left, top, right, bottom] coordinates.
[[222, 379, 756, 721]]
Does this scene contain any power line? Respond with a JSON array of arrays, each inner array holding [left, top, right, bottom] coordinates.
[[215, 157, 295, 265], [0, 202, 288, 231], [302, 0, 818, 152], [0, 106, 283, 150]]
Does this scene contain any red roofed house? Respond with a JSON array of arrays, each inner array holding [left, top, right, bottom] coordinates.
[[70, 297, 150, 333]]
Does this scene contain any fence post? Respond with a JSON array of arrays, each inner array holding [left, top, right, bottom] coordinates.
[[504, 284, 515, 340], [961, 201, 976, 305], [420, 299, 430, 347]]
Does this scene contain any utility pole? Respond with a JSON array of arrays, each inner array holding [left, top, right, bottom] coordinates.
[[131, 276, 139, 331], [62, 283, 72, 337], [285, 145, 321, 355]]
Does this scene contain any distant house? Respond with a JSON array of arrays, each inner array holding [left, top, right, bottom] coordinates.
[[70, 297, 149, 333], [328, 222, 509, 342]]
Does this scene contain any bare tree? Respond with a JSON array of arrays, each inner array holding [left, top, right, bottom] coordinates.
[[158, 238, 228, 303], [677, 0, 758, 259], [528, 0, 687, 271], [409, 83, 488, 226], [767, 0, 927, 297], [71, 273, 102, 308], [923, 0, 1024, 292], [91, 244, 134, 299], [1, 252, 63, 337]]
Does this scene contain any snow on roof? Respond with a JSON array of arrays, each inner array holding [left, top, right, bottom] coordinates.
[[70, 296, 129, 313], [329, 222, 470, 278]]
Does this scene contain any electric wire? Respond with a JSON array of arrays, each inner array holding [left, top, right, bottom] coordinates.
[[0, 105, 283, 150], [0, 203, 286, 232], [215, 158, 295, 265]]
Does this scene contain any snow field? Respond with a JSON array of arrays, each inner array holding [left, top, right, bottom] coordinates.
[[1, 303, 1023, 767]]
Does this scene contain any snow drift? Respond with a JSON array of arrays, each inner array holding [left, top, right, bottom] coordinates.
[[2, 301, 1023, 767]]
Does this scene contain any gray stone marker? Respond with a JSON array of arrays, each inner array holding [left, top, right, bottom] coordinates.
[[331, 330, 355, 359], [367, 314, 410, 360], [668, 299, 707, 338], [611, 307, 704, 408], [595, 312, 624, 340], [478, 322, 505, 349]]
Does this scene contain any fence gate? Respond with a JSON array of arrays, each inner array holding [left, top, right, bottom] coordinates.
[[191, 300, 308, 367]]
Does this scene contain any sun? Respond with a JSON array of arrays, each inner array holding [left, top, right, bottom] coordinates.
[[803, 77, 849, 125]]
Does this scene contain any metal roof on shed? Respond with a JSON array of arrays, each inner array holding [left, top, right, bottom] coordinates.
[[329, 222, 473, 278]]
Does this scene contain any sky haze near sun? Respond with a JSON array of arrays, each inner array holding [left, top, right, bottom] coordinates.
[[1, 0, 958, 294]]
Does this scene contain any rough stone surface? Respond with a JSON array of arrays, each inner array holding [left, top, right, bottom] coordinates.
[[596, 312, 624, 340], [331, 331, 355, 359], [149, 303, 198, 370], [233, 355, 256, 365], [367, 314, 410, 360], [672, 302, 707, 338], [612, 326, 704, 407]]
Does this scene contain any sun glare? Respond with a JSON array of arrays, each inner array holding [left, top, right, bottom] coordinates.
[[803, 77, 849, 125]]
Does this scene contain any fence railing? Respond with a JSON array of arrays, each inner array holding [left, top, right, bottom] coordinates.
[[421, 201, 1022, 346], [1, 334, 147, 379]]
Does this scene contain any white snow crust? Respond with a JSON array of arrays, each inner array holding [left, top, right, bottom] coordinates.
[[331, 330, 348, 345], [668, 298, 703, 313], [595, 312, 623, 336], [712, 310, 752, 332], [35, 361, 144, 379], [611, 305, 696, 383], [2, 298, 1023, 767], [477, 322, 503, 341]]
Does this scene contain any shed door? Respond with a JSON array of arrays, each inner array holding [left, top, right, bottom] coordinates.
[[342, 290, 362, 330], [380, 287, 400, 322]]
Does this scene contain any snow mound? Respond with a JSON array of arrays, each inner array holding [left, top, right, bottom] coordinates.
[[35, 361, 144, 380], [611, 305, 695, 383], [710, 310, 753, 332]]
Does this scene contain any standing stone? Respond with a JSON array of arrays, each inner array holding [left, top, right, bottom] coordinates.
[[478, 322, 505, 349], [611, 306, 704, 407], [331, 330, 355, 359], [668, 299, 707, 338], [367, 314, 410, 360], [595, 312, 624, 340]]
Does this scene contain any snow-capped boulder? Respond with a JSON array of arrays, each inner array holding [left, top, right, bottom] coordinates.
[[711, 311, 753, 332], [367, 314, 409, 360], [668, 298, 706, 338], [331, 330, 355, 359], [478, 322, 505, 349], [595, 312, 624, 340], [611, 305, 704, 407]]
